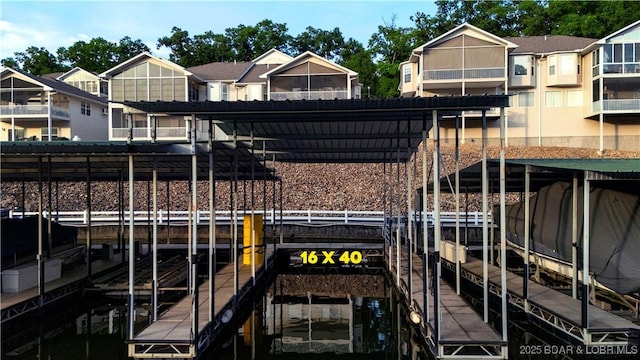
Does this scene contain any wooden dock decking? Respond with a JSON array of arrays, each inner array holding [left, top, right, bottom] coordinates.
[[391, 249, 507, 359], [456, 256, 640, 344], [1, 257, 124, 323], [129, 248, 276, 358]]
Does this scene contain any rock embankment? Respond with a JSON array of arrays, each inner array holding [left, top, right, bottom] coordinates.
[[2, 145, 638, 213]]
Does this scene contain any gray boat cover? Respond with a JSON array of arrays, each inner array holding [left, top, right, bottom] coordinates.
[[503, 182, 640, 294]]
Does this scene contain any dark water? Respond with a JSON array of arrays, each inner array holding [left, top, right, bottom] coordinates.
[[2, 274, 638, 360]]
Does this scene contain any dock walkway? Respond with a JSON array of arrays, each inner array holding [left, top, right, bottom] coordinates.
[[451, 256, 640, 345], [128, 248, 276, 359], [1, 257, 123, 323], [391, 249, 507, 359]]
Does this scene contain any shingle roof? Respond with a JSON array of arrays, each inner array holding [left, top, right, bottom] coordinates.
[[13, 69, 107, 105], [187, 61, 253, 81], [505, 35, 597, 54], [237, 64, 270, 83]]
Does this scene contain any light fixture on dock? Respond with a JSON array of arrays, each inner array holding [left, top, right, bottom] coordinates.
[[409, 308, 422, 325], [221, 309, 234, 324]]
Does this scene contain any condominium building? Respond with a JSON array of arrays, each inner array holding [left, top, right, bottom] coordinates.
[[99, 49, 361, 142], [0, 67, 108, 142], [399, 21, 640, 152]]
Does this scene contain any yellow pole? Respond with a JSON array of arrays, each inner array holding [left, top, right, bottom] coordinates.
[[243, 214, 263, 265]]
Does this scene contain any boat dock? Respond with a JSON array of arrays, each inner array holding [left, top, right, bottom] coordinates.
[[445, 255, 640, 346], [1, 257, 123, 323], [392, 250, 507, 359], [128, 248, 277, 358], [4, 96, 639, 359]]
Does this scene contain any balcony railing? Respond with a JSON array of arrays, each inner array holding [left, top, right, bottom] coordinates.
[[0, 104, 70, 119], [111, 127, 190, 140], [270, 90, 348, 101], [593, 99, 640, 113], [423, 67, 505, 81]]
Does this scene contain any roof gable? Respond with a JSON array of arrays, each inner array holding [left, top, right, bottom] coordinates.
[[252, 48, 293, 65], [414, 23, 518, 53], [260, 51, 357, 78], [1, 67, 106, 104], [57, 67, 100, 81], [99, 52, 193, 79]]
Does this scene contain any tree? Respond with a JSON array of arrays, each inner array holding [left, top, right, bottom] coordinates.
[[368, 16, 415, 98], [13, 46, 67, 75], [157, 26, 194, 66], [56, 37, 150, 73], [116, 36, 150, 63], [1, 57, 20, 70], [291, 26, 345, 61], [191, 31, 234, 64], [339, 39, 377, 98], [57, 38, 117, 73], [224, 19, 291, 61]]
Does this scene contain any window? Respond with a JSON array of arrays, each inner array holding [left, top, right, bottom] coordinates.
[[403, 64, 411, 83], [81, 101, 91, 116], [559, 54, 575, 75], [221, 84, 229, 101], [40, 127, 59, 141], [549, 64, 556, 76], [566, 90, 583, 107], [513, 56, 529, 76], [518, 92, 534, 107], [545, 91, 561, 107]]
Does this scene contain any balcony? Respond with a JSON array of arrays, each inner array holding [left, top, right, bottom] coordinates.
[[592, 99, 640, 113], [0, 104, 70, 119], [270, 90, 348, 101], [110, 127, 191, 141], [423, 67, 505, 81]]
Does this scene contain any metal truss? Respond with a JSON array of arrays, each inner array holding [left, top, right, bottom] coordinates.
[[128, 342, 193, 358], [1, 279, 84, 323], [449, 259, 638, 347]]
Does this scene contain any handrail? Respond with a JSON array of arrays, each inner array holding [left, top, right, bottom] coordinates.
[[5, 209, 492, 226]]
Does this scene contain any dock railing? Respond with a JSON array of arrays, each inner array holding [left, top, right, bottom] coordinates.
[[5, 209, 491, 227]]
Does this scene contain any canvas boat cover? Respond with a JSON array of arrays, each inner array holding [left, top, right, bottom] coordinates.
[[504, 182, 640, 294]]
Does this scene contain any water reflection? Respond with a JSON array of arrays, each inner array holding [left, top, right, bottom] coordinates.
[[266, 295, 390, 354]]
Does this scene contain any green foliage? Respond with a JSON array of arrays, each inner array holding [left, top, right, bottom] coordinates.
[[1, 57, 20, 69], [224, 19, 292, 61], [367, 16, 415, 98], [291, 26, 346, 61], [339, 39, 377, 98], [13, 46, 67, 75], [7, 2, 640, 96]]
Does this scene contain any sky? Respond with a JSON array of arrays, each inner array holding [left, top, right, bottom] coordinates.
[[0, 0, 438, 60]]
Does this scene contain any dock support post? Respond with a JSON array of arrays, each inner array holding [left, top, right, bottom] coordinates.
[[582, 173, 591, 336], [422, 112, 429, 323], [37, 156, 44, 307], [395, 120, 401, 288], [432, 109, 441, 347], [523, 165, 531, 311], [481, 110, 489, 323], [395, 121, 401, 288], [127, 152, 135, 341], [190, 114, 199, 347], [572, 173, 579, 299], [407, 148, 413, 304], [151, 159, 158, 322], [455, 115, 461, 295], [47, 157, 52, 259], [86, 157, 92, 285], [499, 107, 508, 344], [208, 119, 216, 322]]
